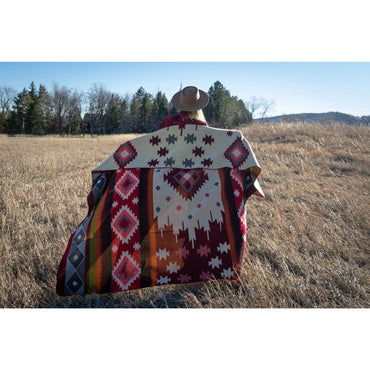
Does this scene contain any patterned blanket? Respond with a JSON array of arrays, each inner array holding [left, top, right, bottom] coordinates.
[[56, 124, 263, 296]]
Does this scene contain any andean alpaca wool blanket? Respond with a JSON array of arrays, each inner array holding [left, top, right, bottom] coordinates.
[[56, 124, 263, 296]]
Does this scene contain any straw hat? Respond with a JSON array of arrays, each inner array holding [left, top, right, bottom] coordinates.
[[171, 86, 209, 112]]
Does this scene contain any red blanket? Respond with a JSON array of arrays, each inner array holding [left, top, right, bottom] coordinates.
[[56, 125, 263, 296]]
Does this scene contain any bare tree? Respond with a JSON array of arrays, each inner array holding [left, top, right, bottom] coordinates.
[[260, 99, 275, 122], [50, 84, 84, 135], [81, 93, 90, 135], [51, 83, 69, 135], [0, 86, 17, 115], [245, 96, 265, 120], [245, 96, 275, 122], [0, 86, 17, 132], [66, 90, 83, 135], [87, 84, 111, 134]]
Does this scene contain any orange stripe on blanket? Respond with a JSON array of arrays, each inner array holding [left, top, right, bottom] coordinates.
[[95, 187, 111, 292]]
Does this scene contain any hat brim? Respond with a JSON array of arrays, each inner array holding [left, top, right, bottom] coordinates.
[[171, 89, 209, 112]]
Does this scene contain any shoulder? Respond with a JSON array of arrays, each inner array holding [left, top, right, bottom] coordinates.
[[154, 113, 182, 131]]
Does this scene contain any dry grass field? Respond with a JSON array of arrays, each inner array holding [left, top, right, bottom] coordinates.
[[0, 123, 369, 308]]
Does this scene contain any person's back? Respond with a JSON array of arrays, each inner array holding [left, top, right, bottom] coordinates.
[[56, 86, 264, 296]]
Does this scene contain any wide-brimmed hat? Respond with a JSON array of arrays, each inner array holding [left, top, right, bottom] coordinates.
[[171, 86, 209, 112]]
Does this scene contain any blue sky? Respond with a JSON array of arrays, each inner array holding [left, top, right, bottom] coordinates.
[[0, 62, 368, 117]]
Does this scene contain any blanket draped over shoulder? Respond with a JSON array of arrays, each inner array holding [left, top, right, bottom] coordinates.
[[56, 125, 264, 296]]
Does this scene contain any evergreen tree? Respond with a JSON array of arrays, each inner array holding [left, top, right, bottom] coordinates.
[[105, 94, 122, 134], [169, 105, 177, 116], [35, 84, 53, 134], [25, 82, 38, 134], [129, 90, 141, 132], [152, 91, 169, 128], [233, 98, 252, 125], [138, 92, 152, 131], [119, 95, 131, 133], [10, 88, 31, 134], [204, 81, 252, 128], [129, 87, 153, 133]]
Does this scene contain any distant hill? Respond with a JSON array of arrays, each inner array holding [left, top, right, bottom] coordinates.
[[256, 112, 370, 126]]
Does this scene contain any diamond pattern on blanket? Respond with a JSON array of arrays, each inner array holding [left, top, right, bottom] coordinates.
[[112, 251, 140, 290], [224, 137, 250, 168], [114, 141, 137, 167], [68, 247, 84, 268], [92, 174, 107, 203], [164, 168, 208, 200], [112, 206, 138, 244], [66, 272, 84, 293], [116, 171, 139, 199]]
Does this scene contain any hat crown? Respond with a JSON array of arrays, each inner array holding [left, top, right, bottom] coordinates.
[[171, 85, 209, 111], [180, 86, 200, 107]]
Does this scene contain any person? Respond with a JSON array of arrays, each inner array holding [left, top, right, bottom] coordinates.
[[154, 86, 209, 131], [56, 86, 264, 296]]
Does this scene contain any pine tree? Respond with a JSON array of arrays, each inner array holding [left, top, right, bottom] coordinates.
[[105, 94, 122, 134], [152, 91, 169, 128], [25, 82, 38, 134], [138, 92, 152, 132], [129, 90, 141, 132], [129, 87, 153, 133], [204, 81, 252, 128], [10, 88, 31, 134], [233, 98, 252, 126], [35, 84, 53, 134], [119, 95, 131, 133]]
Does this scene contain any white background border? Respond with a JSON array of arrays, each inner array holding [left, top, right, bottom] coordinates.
[[1, 1, 368, 369]]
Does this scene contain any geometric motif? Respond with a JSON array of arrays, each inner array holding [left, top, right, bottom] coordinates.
[[178, 273, 191, 283], [92, 174, 107, 203], [230, 169, 245, 217], [221, 268, 233, 279], [182, 158, 195, 168], [73, 224, 87, 245], [62, 214, 90, 296], [112, 251, 140, 290], [154, 168, 225, 245], [112, 206, 138, 244], [110, 168, 141, 271], [224, 137, 250, 168], [197, 244, 211, 257], [116, 171, 139, 200], [164, 168, 209, 200], [199, 271, 213, 281], [217, 242, 230, 254], [157, 276, 171, 285], [114, 141, 137, 167], [66, 272, 84, 294], [184, 133, 196, 144], [230, 168, 247, 252], [68, 247, 84, 268]]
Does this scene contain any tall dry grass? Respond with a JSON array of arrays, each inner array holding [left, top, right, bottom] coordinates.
[[0, 123, 368, 308]]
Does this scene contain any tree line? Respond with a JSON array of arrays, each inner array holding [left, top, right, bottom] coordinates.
[[0, 81, 273, 135]]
